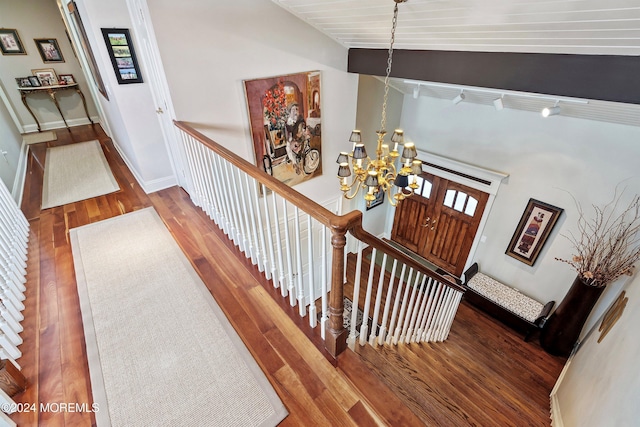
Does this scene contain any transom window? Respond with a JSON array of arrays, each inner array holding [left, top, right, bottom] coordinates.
[[443, 189, 478, 216], [414, 176, 432, 198]]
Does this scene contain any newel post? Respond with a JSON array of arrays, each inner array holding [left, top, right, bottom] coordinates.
[[325, 226, 348, 358]]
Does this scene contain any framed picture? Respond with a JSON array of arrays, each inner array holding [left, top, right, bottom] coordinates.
[[506, 198, 563, 266], [100, 28, 143, 84], [16, 77, 32, 88], [59, 74, 75, 85], [28, 76, 41, 87], [244, 71, 322, 188], [0, 29, 26, 55], [32, 68, 58, 86], [34, 38, 65, 63], [366, 186, 384, 210], [68, 1, 108, 99]]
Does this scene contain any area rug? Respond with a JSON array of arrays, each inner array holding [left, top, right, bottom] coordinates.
[[22, 130, 57, 145], [70, 207, 288, 427], [41, 140, 119, 209]]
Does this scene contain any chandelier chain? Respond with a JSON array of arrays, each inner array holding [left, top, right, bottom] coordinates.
[[380, 2, 399, 134]]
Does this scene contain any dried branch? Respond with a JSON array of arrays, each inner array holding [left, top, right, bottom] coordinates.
[[555, 191, 640, 287]]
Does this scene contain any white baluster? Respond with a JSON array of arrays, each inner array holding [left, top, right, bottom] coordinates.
[[404, 275, 427, 343], [347, 241, 365, 349], [229, 167, 248, 253], [413, 277, 435, 342], [392, 268, 414, 345], [221, 161, 240, 246], [385, 264, 407, 344], [320, 225, 328, 339], [246, 177, 264, 272], [377, 258, 399, 346], [282, 199, 296, 306], [180, 134, 203, 208], [399, 272, 422, 343], [212, 153, 233, 237], [293, 207, 305, 315], [261, 184, 277, 283], [307, 214, 316, 327], [419, 283, 442, 342], [359, 248, 377, 346], [243, 174, 260, 267], [368, 252, 388, 345], [271, 194, 287, 296]]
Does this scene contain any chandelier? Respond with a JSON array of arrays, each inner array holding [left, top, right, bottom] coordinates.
[[336, 0, 421, 207]]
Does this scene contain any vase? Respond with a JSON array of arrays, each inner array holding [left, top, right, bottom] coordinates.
[[540, 275, 605, 357]]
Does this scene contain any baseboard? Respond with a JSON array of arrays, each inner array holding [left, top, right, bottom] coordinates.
[[21, 116, 100, 133], [549, 358, 571, 427], [110, 138, 177, 194], [11, 141, 29, 206]]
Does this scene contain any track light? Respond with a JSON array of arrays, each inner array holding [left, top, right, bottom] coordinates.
[[542, 101, 561, 117], [493, 96, 504, 110], [413, 84, 421, 99], [452, 90, 465, 105]]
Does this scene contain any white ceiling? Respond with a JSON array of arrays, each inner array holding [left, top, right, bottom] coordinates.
[[272, 0, 640, 127]]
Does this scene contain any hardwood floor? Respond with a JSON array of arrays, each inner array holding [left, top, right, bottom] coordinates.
[[11, 124, 565, 426]]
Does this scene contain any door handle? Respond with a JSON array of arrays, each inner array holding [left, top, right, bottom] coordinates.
[[421, 217, 431, 227], [156, 107, 164, 114]]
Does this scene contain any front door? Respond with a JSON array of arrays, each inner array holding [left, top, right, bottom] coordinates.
[[391, 174, 489, 277]]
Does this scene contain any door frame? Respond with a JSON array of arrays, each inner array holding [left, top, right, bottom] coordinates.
[[125, 0, 188, 191], [385, 149, 508, 278]]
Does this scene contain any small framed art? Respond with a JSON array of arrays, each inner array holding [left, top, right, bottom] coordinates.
[[34, 38, 65, 63], [0, 29, 26, 55], [506, 198, 563, 266], [32, 68, 58, 86], [28, 76, 41, 87], [100, 28, 143, 84], [59, 74, 75, 85], [16, 77, 32, 88]]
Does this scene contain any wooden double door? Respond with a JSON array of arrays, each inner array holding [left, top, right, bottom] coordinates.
[[391, 172, 489, 277]]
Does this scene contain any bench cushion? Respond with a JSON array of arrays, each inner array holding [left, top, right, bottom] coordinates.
[[466, 273, 544, 323]]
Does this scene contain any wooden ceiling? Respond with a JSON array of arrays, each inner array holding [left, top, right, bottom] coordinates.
[[272, 0, 640, 126]]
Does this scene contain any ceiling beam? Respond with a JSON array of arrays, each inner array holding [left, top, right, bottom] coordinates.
[[348, 49, 640, 105]]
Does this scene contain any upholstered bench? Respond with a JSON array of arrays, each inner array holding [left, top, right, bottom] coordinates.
[[462, 263, 554, 341]]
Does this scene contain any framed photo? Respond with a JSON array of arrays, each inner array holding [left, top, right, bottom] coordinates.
[[506, 198, 563, 266], [0, 29, 26, 55], [366, 186, 384, 210], [28, 76, 41, 87], [59, 74, 75, 85], [100, 28, 143, 84], [32, 68, 58, 86], [244, 71, 322, 188], [16, 77, 32, 88], [34, 38, 65, 63]]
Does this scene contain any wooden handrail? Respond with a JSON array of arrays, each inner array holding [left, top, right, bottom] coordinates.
[[174, 120, 361, 231], [174, 120, 465, 358], [349, 222, 466, 293]]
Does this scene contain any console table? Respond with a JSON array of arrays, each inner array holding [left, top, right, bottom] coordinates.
[[18, 83, 93, 132]]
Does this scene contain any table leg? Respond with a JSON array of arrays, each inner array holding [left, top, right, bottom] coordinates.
[[74, 87, 94, 125], [49, 91, 69, 129], [20, 92, 41, 132]]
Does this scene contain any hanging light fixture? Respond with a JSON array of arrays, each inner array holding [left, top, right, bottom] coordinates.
[[336, 0, 418, 208]]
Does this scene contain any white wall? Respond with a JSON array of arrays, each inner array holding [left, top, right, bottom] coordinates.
[[400, 95, 640, 307], [0, 0, 99, 131], [144, 0, 358, 205], [355, 75, 404, 237], [0, 87, 23, 194], [73, 0, 175, 192], [554, 274, 640, 426]]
